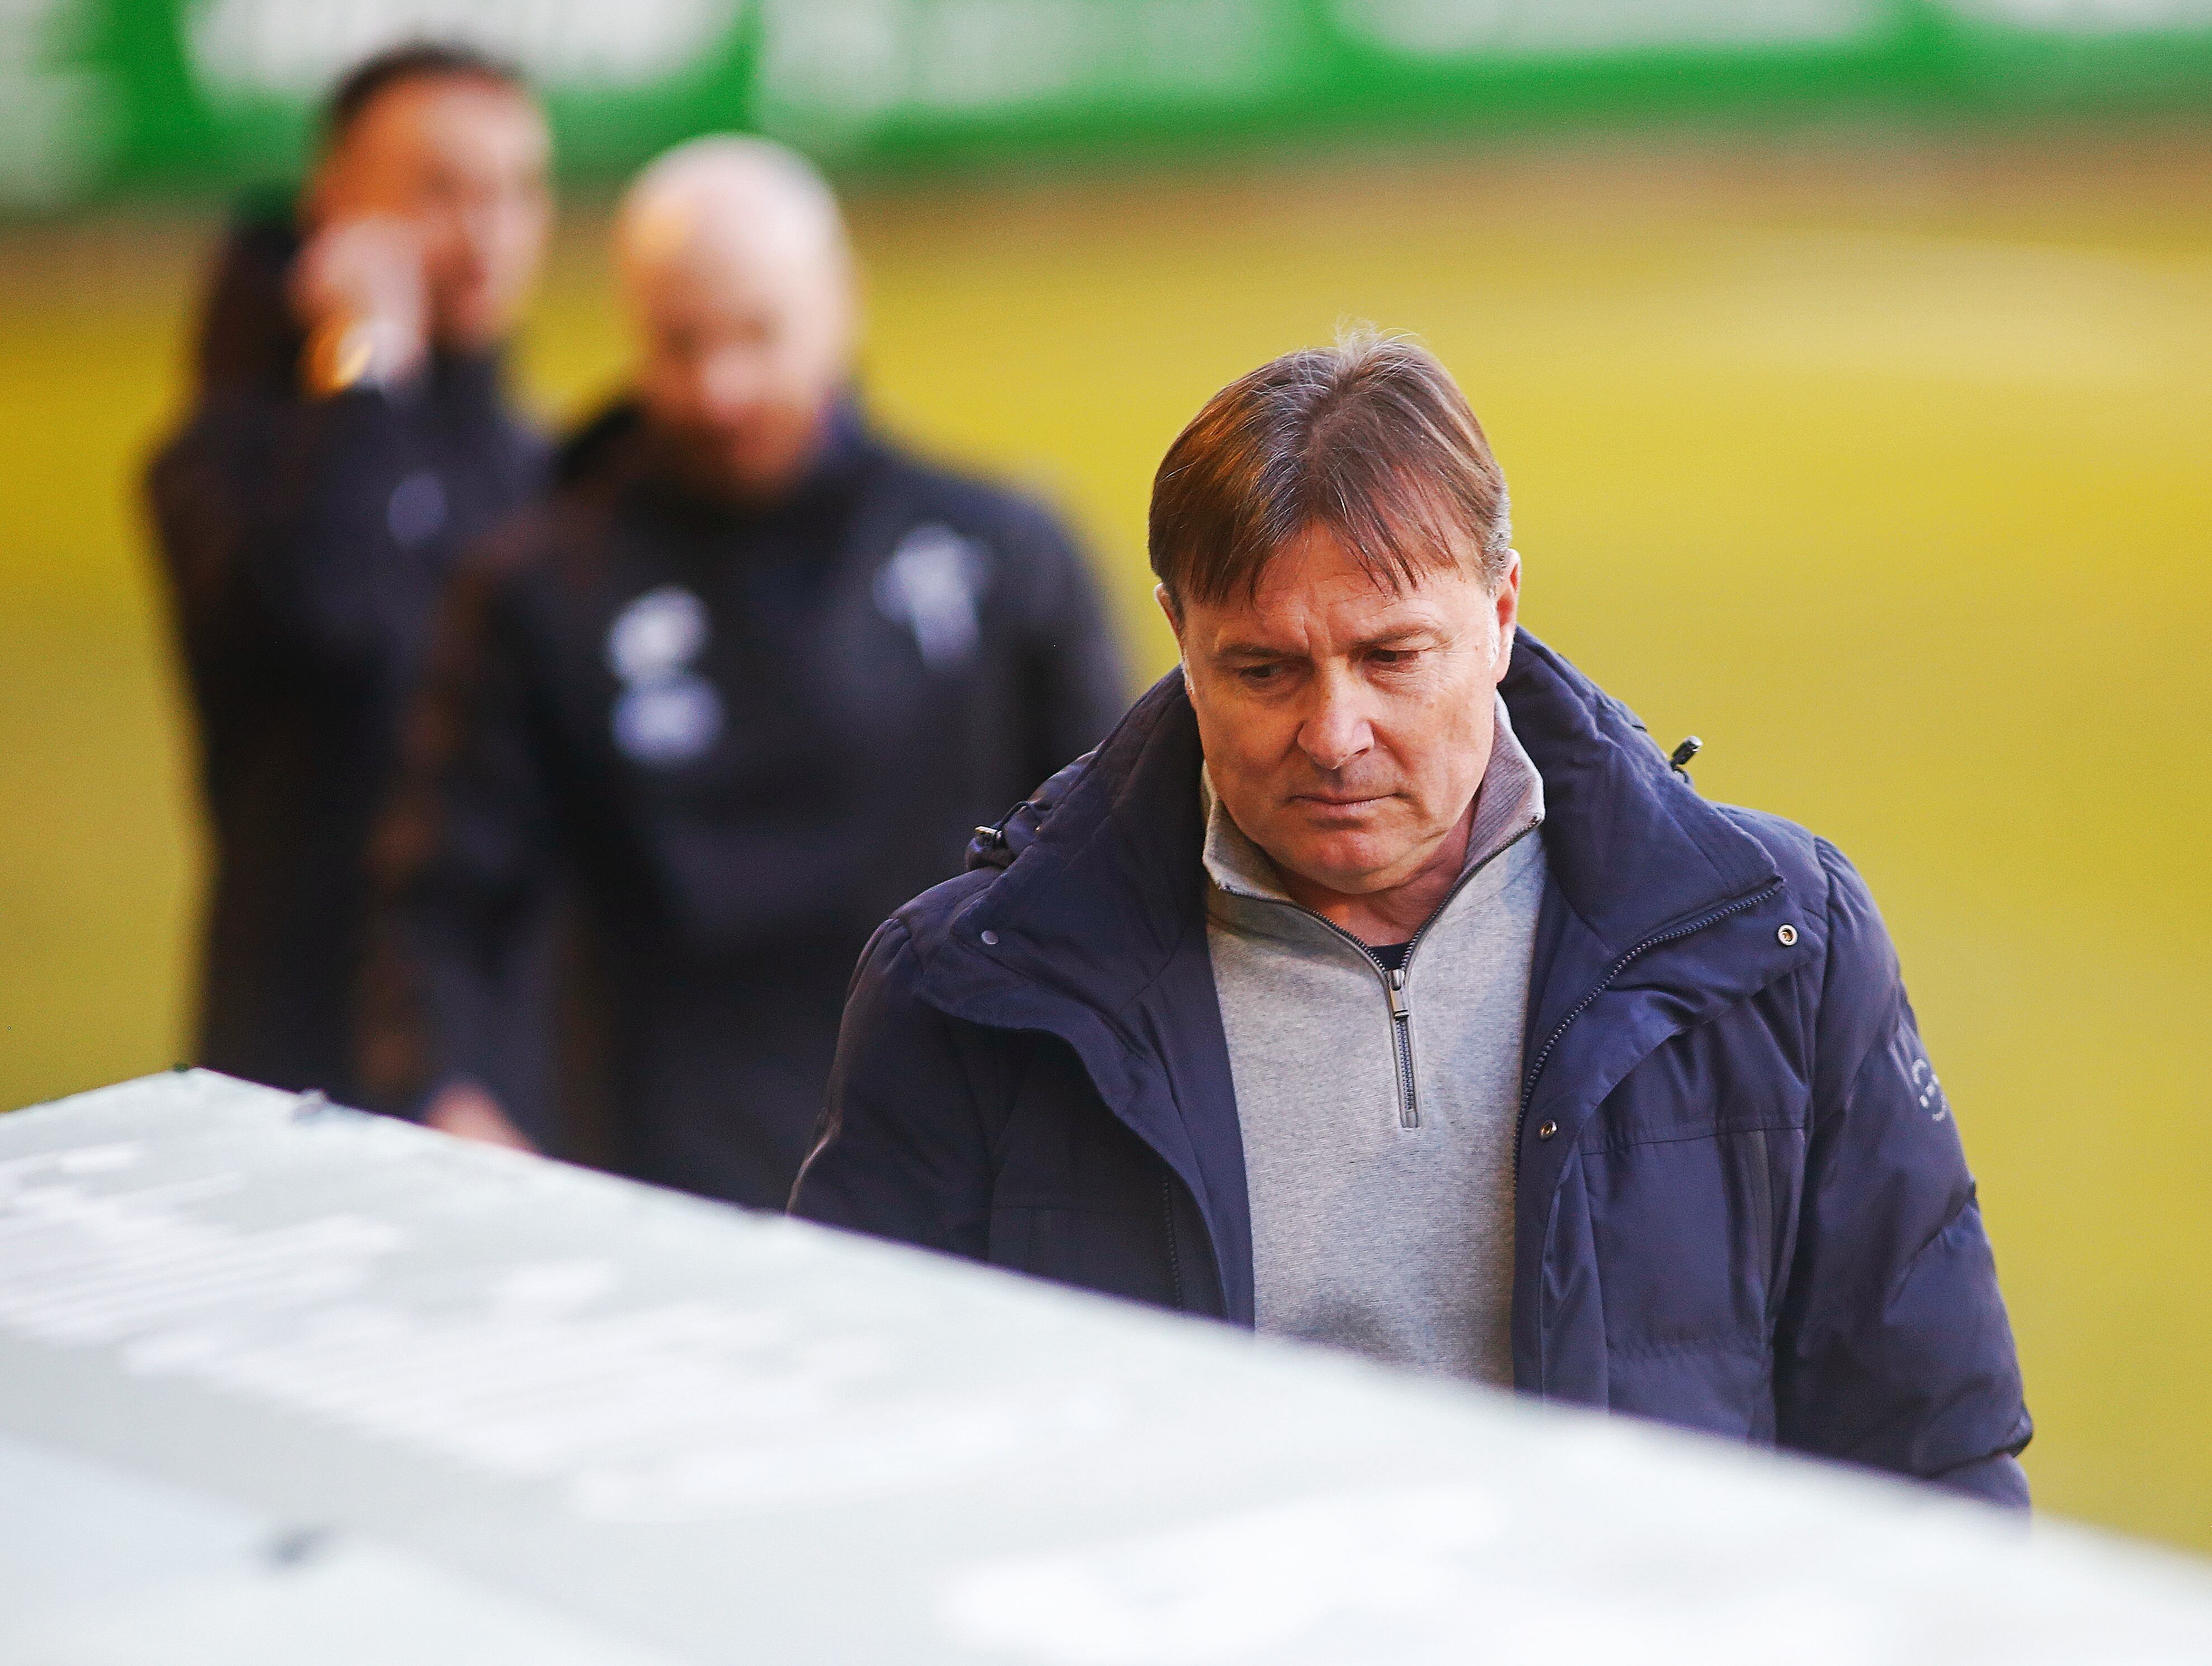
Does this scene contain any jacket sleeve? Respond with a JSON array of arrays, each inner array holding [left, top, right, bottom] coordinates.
[[356, 545, 562, 1131], [1003, 500, 1130, 784], [1772, 839, 2033, 1507], [787, 918, 998, 1259]]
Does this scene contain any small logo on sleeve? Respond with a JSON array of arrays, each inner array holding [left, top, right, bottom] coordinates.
[[1910, 1055, 1949, 1122]]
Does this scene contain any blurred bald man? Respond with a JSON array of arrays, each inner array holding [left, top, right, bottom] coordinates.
[[363, 137, 1127, 1204], [148, 44, 555, 1117]]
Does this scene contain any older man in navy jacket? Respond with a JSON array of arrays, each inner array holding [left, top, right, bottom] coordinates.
[[792, 335, 2031, 1504]]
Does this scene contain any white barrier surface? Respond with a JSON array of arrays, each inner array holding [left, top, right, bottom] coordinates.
[[2, 1070, 2208, 1664]]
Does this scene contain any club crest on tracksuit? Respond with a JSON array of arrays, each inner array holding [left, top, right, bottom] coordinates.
[[607, 585, 722, 766], [875, 524, 990, 672]]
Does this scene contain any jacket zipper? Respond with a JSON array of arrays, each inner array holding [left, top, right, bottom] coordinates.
[[1158, 1170, 1187, 1308], [1231, 820, 1540, 1134], [1512, 877, 1784, 1184]]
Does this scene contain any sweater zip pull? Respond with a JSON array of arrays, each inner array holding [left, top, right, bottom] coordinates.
[[1222, 813, 1541, 1138], [1385, 965, 1419, 1129]]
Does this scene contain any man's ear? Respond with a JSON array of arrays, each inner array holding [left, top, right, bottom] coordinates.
[[1492, 552, 1521, 679], [1154, 582, 1186, 658]]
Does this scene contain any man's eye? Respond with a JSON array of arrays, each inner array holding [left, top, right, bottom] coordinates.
[[1236, 663, 1280, 686], [1369, 648, 1415, 668]]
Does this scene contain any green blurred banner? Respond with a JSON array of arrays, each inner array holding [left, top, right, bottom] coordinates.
[[11, 0, 2212, 207]]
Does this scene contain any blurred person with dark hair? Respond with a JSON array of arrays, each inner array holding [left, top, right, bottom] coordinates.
[[793, 334, 2033, 1506], [362, 137, 1126, 1205], [146, 44, 555, 1135]]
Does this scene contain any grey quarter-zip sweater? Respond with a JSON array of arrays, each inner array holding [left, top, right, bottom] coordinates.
[[1201, 695, 1547, 1388]]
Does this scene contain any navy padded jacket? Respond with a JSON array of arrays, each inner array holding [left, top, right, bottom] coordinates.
[[793, 634, 2033, 1504]]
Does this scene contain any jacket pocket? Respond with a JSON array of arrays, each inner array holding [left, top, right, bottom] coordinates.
[[1578, 1124, 1806, 1441]]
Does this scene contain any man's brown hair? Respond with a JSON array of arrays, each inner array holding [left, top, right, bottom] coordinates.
[[1148, 331, 1511, 611], [321, 41, 531, 154]]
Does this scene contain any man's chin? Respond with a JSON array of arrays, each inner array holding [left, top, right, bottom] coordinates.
[[675, 433, 809, 504], [650, 435, 790, 506], [1269, 832, 1406, 899]]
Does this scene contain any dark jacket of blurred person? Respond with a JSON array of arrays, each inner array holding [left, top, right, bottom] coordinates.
[[362, 395, 1126, 1206], [359, 137, 1128, 1207], [145, 48, 555, 1118]]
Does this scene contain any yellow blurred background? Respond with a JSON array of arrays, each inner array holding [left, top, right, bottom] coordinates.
[[1, 131, 2206, 1551]]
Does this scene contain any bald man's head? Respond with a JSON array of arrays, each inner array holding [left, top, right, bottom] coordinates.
[[617, 137, 857, 503]]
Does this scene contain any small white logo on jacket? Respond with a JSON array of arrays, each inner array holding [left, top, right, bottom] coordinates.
[[1911, 1055, 1949, 1122], [606, 585, 722, 766], [876, 524, 989, 673]]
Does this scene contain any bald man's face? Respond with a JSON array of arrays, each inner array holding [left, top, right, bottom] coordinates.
[[626, 209, 855, 504], [312, 78, 551, 352]]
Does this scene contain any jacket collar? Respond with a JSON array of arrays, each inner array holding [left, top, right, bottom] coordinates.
[[1501, 633, 1780, 953], [926, 666, 1204, 1025]]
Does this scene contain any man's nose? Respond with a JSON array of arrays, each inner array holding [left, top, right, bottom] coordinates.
[[452, 199, 506, 279], [1297, 674, 1373, 773]]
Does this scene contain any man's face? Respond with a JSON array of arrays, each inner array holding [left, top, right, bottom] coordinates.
[[628, 215, 853, 504], [316, 78, 552, 351], [1169, 528, 1519, 901]]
